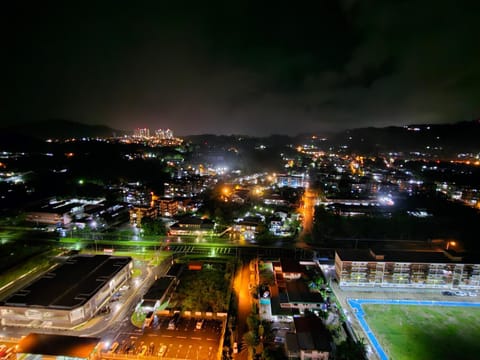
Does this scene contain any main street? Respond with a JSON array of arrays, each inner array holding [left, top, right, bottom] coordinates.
[[297, 187, 318, 248], [232, 260, 255, 360]]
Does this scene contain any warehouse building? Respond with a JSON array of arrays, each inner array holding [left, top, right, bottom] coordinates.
[[17, 333, 101, 360], [0, 254, 132, 328]]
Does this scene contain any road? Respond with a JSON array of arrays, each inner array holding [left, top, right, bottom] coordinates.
[[232, 261, 255, 360], [297, 188, 317, 248]]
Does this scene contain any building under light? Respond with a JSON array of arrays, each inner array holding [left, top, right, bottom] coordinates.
[[17, 333, 101, 360], [0, 255, 133, 328], [335, 249, 480, 289], [276, 173, 307, 188], [134, 128, 150, 138]]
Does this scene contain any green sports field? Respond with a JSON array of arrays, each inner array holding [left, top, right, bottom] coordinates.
[[362, 304, 480, 360]]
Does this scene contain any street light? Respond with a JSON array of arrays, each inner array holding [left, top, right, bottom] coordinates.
[[446, 241, 456, 250]]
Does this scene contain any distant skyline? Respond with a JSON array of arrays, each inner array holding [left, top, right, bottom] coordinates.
[[3, 1, 480, 136]]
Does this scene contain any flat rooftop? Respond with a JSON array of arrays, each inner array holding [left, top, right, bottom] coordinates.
[[18, 333, 100, 358], [166, 263, 184, 277], [2, 254, 131, 309], [336, 249, 464, 264], [294, 316, 332, 352], [143, 276, 175, 301], [286, 279, 324, 304], [280, 258, 304, 274]]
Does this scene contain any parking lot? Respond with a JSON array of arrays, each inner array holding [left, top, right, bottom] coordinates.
[[107, 316, 223, 359]]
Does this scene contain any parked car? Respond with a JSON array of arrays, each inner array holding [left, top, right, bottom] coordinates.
[[108, 342, 119, 353], [168, 312, 180, 330], [158, 345, 167, 357], [139, 345, 147, 356]]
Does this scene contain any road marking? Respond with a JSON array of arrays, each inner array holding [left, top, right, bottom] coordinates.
[[191, 337, 202, 340], [161, 335, 173, 338], [177, 336, 187, 339]]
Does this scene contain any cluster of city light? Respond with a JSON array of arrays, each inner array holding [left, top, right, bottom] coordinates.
[[253, 205, 275, 214]]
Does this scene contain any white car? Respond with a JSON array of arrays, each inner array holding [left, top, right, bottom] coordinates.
[[158, 345, 167, 357]]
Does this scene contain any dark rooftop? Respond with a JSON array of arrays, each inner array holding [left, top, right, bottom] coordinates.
[[281, 258, 305, 274], [18, 333, 100, 358], [286, 279, 324, 304], [166, 263, 184, 277], [270, 284, 294, 317], [294, 316, 332, 352], [143, 276, 175, 301], [2, 255, 131, 309]]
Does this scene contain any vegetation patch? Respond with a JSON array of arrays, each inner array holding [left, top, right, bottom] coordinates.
[[363, 304, 480, 360], [131, 310, 146, 328], [170, 262, 232, 312]]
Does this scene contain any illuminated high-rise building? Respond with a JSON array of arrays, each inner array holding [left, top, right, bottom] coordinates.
[[165, 129, 173, 139], [155, 129, 165, 139], [134, 128, 150, 138]]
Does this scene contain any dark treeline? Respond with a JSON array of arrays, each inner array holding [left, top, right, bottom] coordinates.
[[312, 196, 480, 252]]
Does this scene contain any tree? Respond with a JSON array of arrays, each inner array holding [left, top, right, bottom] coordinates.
[[140, 217, 167, 236], [261, 347, 287, 360], [246, 313, 260, 332], [242, 331, 259, 358], [336, 339, 367, 360]]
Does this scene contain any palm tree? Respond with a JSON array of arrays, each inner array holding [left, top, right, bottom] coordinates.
[[242, 331, 259, 359]]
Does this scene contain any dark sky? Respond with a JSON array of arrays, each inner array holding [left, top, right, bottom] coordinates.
[[3, 0, 480, 136]]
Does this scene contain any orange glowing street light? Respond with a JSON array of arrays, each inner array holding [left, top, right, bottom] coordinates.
[[446, 241, 456, 250]]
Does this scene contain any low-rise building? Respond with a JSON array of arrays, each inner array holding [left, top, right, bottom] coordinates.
[[264, 259, 325, 321], [169, 216, 214, 236], [158, 198, 179, 217], [0, 255, 132, 328], [336, 249, 480, 289], [285, 316, 333, 360], [129, 205, 158, 227], [233, 216, 263, 241], [18, 333, 101, 360]]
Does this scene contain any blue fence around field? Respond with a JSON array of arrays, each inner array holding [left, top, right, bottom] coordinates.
[[347, 298, 480, 360]]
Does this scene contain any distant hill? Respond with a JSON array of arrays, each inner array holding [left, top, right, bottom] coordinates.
[[1, 119, 126, 140], [328, 120, 480, 154], [183, 120, 480, 155], [0, 132, 46, 152]]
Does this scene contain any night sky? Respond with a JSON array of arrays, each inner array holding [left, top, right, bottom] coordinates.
[[3, 0, 480, 136]]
